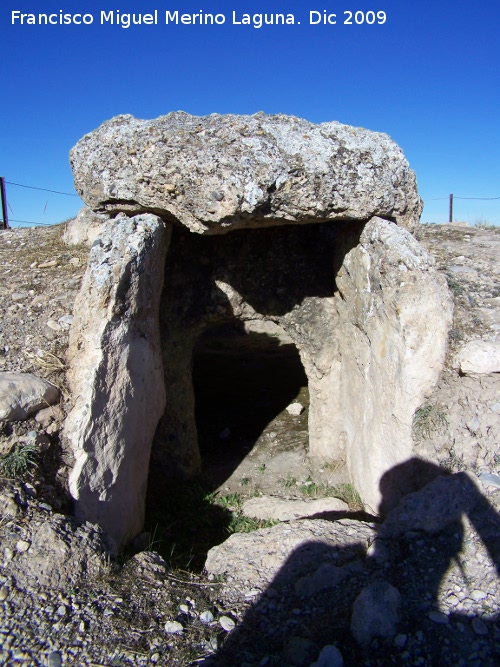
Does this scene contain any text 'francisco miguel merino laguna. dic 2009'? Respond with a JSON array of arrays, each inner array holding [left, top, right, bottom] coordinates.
[[11, 9, 389, 29]]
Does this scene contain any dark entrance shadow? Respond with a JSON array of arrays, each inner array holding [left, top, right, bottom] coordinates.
[[209, 459, 500, 666], [193, 322, 308, 487]]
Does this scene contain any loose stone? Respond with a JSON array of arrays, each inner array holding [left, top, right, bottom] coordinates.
[[429, 610, 449, 624], [164, 621, 184, 635], [472, 618, 488, 636], [219, 616, 236, 632]]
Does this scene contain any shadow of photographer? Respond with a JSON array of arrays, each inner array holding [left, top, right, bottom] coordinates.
[[208, 458, 500, 666]]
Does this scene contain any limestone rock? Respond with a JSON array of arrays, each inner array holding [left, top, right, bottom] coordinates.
[[454, 340, 500, 374], [332, 218, 453, 513], [350, 581, 402, 646], [0, 372, 60, 421], [70, 111, 422, 234], [379, 470, 484, 539], [204, 518, 376, 595], [63, 213, 169, 547], [62, 206, 107, 246], [242, 495, 348, 522], [1, 513, 113, 589]]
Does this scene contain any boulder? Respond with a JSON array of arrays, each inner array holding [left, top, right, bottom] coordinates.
[[70, 111, 422, 234], [205, 518, 377, 595], [454, 340, 500, 374], [350, 581, 402, 645], [62, 206, 106, 246], [63, 213, 169, 547], [0, 372, 60, 421], [332, 218, 453, 513]]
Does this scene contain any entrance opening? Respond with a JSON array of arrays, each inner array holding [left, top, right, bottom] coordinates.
[[144, 319, 309, 571], [192, 320, 309, 489]]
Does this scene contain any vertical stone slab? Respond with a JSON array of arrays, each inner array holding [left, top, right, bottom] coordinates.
[[64, 214, 170, 547], [335, 218, 453, 513]]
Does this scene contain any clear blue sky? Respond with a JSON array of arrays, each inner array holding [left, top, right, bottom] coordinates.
[[2, 0, 499, 227]]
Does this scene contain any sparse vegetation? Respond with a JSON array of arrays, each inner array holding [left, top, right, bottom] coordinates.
[[446, 274, 465, 297], [0, 442, 38, 479], [413, 404, 448, 441], [439, 446, 467, 473]]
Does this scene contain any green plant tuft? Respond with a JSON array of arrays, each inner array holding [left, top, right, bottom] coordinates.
[[0, 442, 38, 479]]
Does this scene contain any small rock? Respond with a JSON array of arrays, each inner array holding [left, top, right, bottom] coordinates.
[[429, 610, 449, 624], [219, 427, 231, 439], [393, 634, 407, 648], [219, 616, 236, 632], [472, 618, 488, 636], [58, 314, 74, 329], [47, 651, 62, 667], [69, 257, 81, 266], [0, 586, 9, 601], [46, 320, 61, 332], [351, 582, 402, 646], [284, 636, 317, 666], [470, 590, 487, 602], [56, 604, 67, 616], [15, 540, 31, 553], [200, 610, 214, 624], [164, 621, 184, 635], [309, 645, 344, 667], [286, 401, 305, 416], [38, 260, 58, 269]]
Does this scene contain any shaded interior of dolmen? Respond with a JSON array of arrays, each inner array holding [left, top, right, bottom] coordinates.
[[193, 322, 308, 487], [149, 219, 364, 487]]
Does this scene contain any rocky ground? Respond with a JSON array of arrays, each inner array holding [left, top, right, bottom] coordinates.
[[0, 221, 499, 667]]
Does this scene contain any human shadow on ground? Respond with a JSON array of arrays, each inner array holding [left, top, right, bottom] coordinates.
[[210, 459, 500, 666]]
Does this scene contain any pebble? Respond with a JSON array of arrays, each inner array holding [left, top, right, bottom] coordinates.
[[164, 620, 184, 635], [0, 586, 9, 601], [472, 618, 488, 636], [47, 650, 62, 667], [200, 610, 214, 624], [470, 590, 487, 602], [394, 634, 407, 648], [219, 616, 236, 632], [429, 610, 449, 624], [46, 319, 62, 331], [38, 261, 58, 269], [15, 540, 31, 553]]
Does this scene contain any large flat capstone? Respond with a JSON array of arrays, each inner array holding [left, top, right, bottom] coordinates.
[[70, 112, 422, 234]]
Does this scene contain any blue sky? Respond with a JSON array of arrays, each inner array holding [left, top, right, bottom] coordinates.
[[2, 0, 499, 227]]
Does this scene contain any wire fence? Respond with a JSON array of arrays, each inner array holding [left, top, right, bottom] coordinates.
[[0, 178, 81, 229], [0, 177, 498, 229]]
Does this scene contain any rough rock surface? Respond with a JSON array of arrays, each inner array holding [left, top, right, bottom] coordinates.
[[242, 495, 348, 521], [70, 111, 422, 234], [454, 339, 500, 374], [333, 218, 453, 512], [63, 213, 169, 546], [350, 581, 402, 645], [205, 518, 377, 591], [0, 485, 114, 590], [62, 205, 106, 247], [0, 371, 60, 420]]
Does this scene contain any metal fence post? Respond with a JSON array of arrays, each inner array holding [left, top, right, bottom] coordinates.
[[0, 177, 9, 229], [448, 194, 453, 223]]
